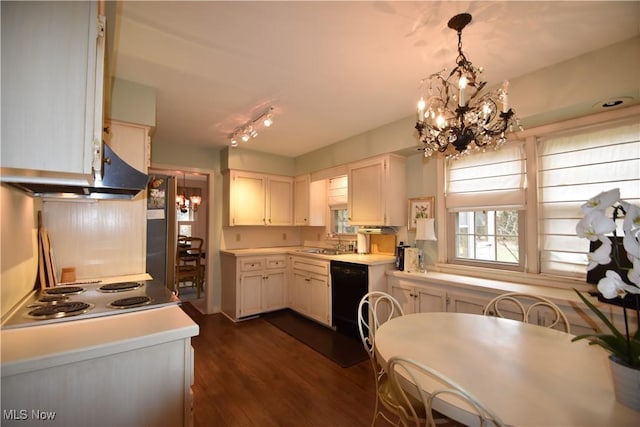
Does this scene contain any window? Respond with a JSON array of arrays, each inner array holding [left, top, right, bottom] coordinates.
[[537, 119, 640, 279], [446, 143, 526, 270], [438, 111, 639, 285], [331, 207, 358, 234], [454, 210, 522, 264]]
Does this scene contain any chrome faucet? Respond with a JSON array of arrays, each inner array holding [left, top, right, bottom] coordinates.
[[328, 232, 346, 253]]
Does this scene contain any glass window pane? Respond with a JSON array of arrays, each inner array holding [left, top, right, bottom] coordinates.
[[453, 209, 519, 266]]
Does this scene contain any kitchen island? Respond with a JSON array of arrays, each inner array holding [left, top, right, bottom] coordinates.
[[1, 305, 199, 427]]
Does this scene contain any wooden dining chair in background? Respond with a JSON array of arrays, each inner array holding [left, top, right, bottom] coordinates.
[[175, 237, 205, 298], [483, 292, 571, 333], [358, 291, 426, 427], [387, 356, 506, 427]]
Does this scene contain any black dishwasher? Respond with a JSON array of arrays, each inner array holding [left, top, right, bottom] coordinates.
[[331, 261, 368, 338]]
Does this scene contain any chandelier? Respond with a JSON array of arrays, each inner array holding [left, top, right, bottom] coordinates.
[[229, 106, 275, 147], [415, 13, 522, 160], [176, 172, 202, 213]]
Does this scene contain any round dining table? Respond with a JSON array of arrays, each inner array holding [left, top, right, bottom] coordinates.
[[375, 312, 639, 427]]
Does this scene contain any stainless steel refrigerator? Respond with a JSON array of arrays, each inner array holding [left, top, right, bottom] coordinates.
[[146, 174, 177, 288]]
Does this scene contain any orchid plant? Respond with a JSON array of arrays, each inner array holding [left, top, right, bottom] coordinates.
[[572, 188, 640, 369]]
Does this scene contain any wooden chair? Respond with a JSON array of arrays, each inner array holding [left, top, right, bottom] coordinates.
[[387, 356, 506, 427], [357, 291, 423, 427], [483, 292, 570, 333], [175, 237, 205, 298]]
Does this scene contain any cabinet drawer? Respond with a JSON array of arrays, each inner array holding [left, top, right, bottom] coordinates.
[[266, 256, 287, 270], [239, 257, 264, 272], [290, 257, 329, 276]]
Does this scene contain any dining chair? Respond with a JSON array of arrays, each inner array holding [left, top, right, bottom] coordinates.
[[357, 291, 425, 427], [387, 356, 506, 427], [175, 237, 205, 297], [483, 292, 571, 333]]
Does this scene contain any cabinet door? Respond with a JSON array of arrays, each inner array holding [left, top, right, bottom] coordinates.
[[104, 121, 150, 173], [309, 275, 330, 325], [294, 175, 310, 225], [239, 271, 264, 317], [1, 1, 102, 178], [348, 158, 385, 225], [263, 270, 286, 311], [390, 283, 417, 314], [416, 287, 447, 313], [232, 172, 266, 225], [291, 271, 312, 315], [266, 176, 293, 225], [447, 289, 492, 314]]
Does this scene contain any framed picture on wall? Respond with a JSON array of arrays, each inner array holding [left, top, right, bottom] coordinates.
[[408, 197, 434, 231]]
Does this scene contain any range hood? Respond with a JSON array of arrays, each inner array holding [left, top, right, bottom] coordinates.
[[2, 144, 149, 200], [357, 226, 397, 235]]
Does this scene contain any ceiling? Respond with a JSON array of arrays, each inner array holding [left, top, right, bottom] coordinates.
[[110, 1, 640, 159]]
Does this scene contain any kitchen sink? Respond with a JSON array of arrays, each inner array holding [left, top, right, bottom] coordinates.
[[298, 248, 343, 255]]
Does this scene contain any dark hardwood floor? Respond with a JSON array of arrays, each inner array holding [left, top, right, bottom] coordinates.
[[181, 302, 382, 427]]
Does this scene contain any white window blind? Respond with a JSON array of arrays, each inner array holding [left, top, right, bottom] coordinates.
[[537, 119, 640, 278], [446, 142, 527, 211]]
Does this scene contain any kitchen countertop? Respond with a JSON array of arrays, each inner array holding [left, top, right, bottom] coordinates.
[[1, 305, 199, 377], [220, 246, 396, 266]]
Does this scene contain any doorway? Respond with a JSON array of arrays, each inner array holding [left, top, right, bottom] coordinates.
[[147, 168, 210, 304]]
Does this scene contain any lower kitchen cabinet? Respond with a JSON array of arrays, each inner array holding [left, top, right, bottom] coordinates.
[[221, 253, 287, 320], [1, 306, 198, 427], [387, 272, 615, 335], [390, 277, 490, 314], [289, 256, 331, 326]]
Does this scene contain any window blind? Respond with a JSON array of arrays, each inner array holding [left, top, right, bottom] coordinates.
[[445, 142, 527, 211], [537, 119, 640, 278]]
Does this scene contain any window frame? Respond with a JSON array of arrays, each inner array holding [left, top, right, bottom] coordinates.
[[447, 209, 525, 272]]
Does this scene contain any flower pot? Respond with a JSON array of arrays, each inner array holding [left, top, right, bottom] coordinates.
[[609, 356, 640, 411]]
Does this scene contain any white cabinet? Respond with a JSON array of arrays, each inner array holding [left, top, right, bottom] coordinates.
[[294, 175, 326, 226], [389, 278, 447, 313], [0, 306, 197, 427], [221, 253, 287, 320], [1, 1, 105, 183], [104, 120, 151, 173], [289, 256, 331, 326], [348, 154, 406, 226], [388, 276, 493, 315], [223, 170, 293, 226]]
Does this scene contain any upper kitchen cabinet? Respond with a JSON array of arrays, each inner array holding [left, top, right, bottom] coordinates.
[[294, 175, 326, 226], [347, 154, 406, 226], [1, 2, 104, 183], [223, 170, 294, 226], [104, 120, 151, 173]]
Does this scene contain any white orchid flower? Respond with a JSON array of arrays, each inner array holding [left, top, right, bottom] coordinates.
[[581, 188, 619, 215], [628, 257, 640, 287], [621, 201, 640, 259], [587, 238, 612, 270], [597, 270, 640, 299], [576, 210, 616, 242], [598, 270, 640, 299]]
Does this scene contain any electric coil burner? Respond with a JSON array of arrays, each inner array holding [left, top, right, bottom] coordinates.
[[27, 301, 94, 320], [34, 295, 69, 304], [108, 296, 152, 309], [98, 282, 143, 293], [42, 286, 85, 296]]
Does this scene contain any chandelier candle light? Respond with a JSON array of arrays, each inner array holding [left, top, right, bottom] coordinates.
[[415, 13, 522, 159]]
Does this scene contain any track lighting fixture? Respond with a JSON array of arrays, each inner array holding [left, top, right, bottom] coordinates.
[[228, 106, 275, 147]]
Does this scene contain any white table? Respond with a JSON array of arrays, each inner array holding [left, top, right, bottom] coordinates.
[[375, 312, 640, 427]]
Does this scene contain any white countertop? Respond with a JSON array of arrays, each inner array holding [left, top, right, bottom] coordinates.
[[1, 305, 199, 376], [220, 246, 396, 266]]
